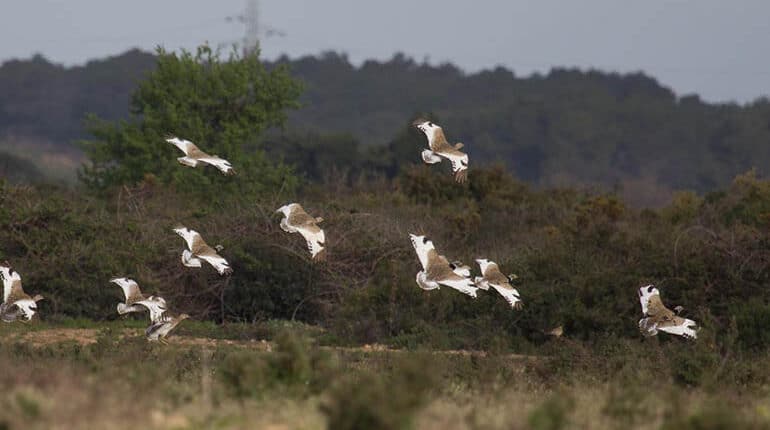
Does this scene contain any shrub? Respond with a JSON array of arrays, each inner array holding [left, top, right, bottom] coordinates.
[[528, 392, 574, 430], [321, 354, 438, 430]]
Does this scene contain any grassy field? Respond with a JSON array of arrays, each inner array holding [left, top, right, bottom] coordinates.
[[2, 320, 770, 430]]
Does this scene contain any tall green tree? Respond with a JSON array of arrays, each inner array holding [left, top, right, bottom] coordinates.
[[79, 45, 302, 196]]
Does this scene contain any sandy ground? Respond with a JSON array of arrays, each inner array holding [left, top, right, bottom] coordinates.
[[9, 328, 539, 360]]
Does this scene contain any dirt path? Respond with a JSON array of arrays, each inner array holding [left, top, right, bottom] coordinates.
[[9, 328, 540, 360]]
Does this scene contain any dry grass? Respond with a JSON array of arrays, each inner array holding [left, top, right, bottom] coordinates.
[[2, 324, 770, 430]]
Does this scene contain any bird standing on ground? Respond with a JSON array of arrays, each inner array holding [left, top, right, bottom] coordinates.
[[146, 312, 190, 344], [638, 284, 698, 339], [474, 259, 523, 309], [0, 263, 43, 322], [276, 203, 326, 261], [409, 234, 478, 297], [173, 226, 233, 275], [109, 277, 167, 322], [166, 136, 235, 175], [413, 119, 469, 183]]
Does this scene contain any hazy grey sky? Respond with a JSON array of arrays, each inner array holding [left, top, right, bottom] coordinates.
[[2, 0, 769, 103]]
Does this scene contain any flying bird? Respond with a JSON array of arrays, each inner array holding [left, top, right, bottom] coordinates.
[[0, 263, 43, 322], [165, 136, 235, 175], [146, 312, 190, 344], [638, 284, 698, 340], [110, 277, 167, 323], [413, 119, 469, 183], [173, 226, 233, 275], [409, 234, 478, 298], [474, 259, 523, 309], [276, 203, 326, 261]]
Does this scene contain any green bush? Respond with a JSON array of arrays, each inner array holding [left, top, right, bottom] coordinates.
[[218, 329, 334, 400], [321, 354, 438, 430], [528, 392, 574, 430]]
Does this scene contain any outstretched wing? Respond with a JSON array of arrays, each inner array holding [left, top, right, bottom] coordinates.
[[490, 284, 523, 309], [197, 246, 233, 275], [296, 225, 326, 261], [657, 317, 698, 339], [1, 268, 26, 305], [421, 150, 443, 164], [1, 266, 17, 303], [110, 277, 144, 305], [434, 151, 468, 183], [182, 229, 205, 252], [166, 136, 201, 157], [426, 253, 477, 297], [437, 277, 478, 298], [134, 298, 167, 323], [198, 156, 235, 175]]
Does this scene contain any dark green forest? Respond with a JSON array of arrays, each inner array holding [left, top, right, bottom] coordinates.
[[2, 49, 770, 204]]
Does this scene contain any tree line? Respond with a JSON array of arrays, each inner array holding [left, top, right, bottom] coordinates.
[[1, 49, 769, 201]]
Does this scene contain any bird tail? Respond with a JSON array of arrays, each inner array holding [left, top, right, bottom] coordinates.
[[454, 142, 464, 149]]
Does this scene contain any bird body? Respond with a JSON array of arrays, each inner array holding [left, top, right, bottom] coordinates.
[[0, 264, 43, 322], [173, 226, 233, 275], [110, 277, 168, 322], [166, 136, 235, 175], [413, 119, 469, 183], [409, 234, 478, 298], [638, 285, 697, 339], [146, 313, 190, 343], [276, 203, 326, 261], [474, 259, 523, 309]]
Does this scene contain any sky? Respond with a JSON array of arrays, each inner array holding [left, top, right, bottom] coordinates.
[[2, 0, 769, 104]]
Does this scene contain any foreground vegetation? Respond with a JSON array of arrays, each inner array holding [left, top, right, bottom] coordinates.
[[3, 320, 770, 430]]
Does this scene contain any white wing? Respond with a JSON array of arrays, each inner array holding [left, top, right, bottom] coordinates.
[[198, 253, 233, 275], [166, 136, 195, 156], [421, 150, 442, 164], [1, 266, 22, 304], [437, 278, 478, 298], [415, 271, 440, 291], [176, 228, 200, 251], [279, 217, 296, 233], [490, 284, 523, 309], [13, 299, 37, 321], [296, 226, 326, 259], [181, 250, 203, 268], [110, 277, 141, 302], [198, 157, 235, 175], [134, 298, 167, 323], [442, 152, 469, 175], [658, 318, 698, 340]]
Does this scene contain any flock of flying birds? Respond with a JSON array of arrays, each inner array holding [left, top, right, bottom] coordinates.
[[0, 119, 698, 341]]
